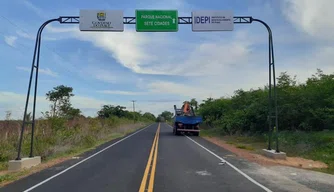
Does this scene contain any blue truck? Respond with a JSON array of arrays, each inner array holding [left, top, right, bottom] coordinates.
[[172, 102, 203, 136]]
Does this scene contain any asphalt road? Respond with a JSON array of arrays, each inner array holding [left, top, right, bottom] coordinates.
[[1, 123, 273, 192]]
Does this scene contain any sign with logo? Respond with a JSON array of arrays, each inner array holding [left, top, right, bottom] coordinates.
[[136, 10, 178, 32], [192, 10, 234, 31], [79, 10, 124, 31]]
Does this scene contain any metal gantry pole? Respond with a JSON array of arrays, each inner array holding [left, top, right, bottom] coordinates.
[[251, 18, 278, 152], [16, 18, 60, 160], [271, 33, 279, 153]]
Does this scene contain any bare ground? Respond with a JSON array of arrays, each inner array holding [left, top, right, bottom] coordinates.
[[203, 136, 328, 169]]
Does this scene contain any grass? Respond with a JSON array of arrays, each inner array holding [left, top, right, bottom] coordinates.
[[236, 144, 255, 151], [0, 169, 30, 184], [201, 129, 334, 174], [0, 117, 152, 186]]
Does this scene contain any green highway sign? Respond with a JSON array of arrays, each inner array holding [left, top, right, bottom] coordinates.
[[136, 10, 178, 32]]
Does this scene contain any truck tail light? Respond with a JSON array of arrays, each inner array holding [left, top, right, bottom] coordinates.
[[177, 123, 183, 128]]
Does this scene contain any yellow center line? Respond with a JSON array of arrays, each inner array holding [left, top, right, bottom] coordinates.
[[147, 123, 160, 192], [139, 123, 160, 192]]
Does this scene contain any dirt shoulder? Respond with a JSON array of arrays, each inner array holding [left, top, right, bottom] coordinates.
[[203, 136, 328, 169]]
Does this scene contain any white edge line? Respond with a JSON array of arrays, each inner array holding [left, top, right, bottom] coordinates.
[[23, 123, 155, 192], [165, 124, 272, 192]]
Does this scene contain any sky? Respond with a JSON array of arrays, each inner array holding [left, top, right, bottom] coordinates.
[[0, 0, 334, 120]]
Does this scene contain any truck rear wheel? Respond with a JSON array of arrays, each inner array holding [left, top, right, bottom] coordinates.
[[193, 132, 199, 136], [173, 128, 180, 135]]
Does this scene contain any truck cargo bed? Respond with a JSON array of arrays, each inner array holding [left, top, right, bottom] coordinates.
[[174, 116, 203, 124]]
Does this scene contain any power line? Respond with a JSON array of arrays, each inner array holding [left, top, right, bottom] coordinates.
[[0, 15, 23, 30]]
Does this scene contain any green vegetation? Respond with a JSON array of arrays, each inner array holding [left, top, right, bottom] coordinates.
[[156, 111, 174, 122], [0, 84, 155, 184], [197, 69, 334, 133], [193, 69, 334, 173]]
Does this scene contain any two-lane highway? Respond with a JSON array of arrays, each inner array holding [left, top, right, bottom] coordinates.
[[1, 123, 273, 192]]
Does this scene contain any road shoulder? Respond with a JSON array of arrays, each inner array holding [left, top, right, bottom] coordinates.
[[200, 135, 334, 192]]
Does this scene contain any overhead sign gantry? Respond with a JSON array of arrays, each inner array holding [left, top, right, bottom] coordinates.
[[15, 9, 279, 162], [78, 9, 235, 32]]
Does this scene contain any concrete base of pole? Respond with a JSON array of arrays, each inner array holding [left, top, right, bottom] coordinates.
[[262, 149, 286, 160], [8, 156, 41, 171]]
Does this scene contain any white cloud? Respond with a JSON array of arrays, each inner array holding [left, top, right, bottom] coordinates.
[[46, 25, 158, 74], [279, 0, 334, 80], [39, 68, 58, 77], [148, 81, 198, 98], [134, 101, 177, 116], [145, 69, 268, 101], [4, 36, 17, 47], [143, 42, 334, 102], [281, 0, 334, 41], [141, 99, 182, 103], [98, 90, 147, 95], [278, 45, 334, 82], [0, 92, 47, 120], [45, 24, 255, 77], [16, 30, 33, 40], [16, 66, 58, 77], [84, 67, 118, 83], [79, 65, 139, 84]]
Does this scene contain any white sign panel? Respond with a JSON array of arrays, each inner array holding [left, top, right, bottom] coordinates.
[[79, 10, 124, 31], [192, 10, 234, 31]]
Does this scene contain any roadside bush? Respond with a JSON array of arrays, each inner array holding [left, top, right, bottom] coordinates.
[[197, 69, 334, 134], [0, 116, 151, 171]]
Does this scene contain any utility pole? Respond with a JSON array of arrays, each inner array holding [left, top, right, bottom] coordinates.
[[131, 100, 136, 112], [131, 100, 136, 123]]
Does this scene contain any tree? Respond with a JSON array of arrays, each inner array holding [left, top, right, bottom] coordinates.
[[45, 85, 81, 118], [97, 105, 128, 118], [142, 112, 156, 121], [159, 111, 173, 121], [190, 98, 198, 110]]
